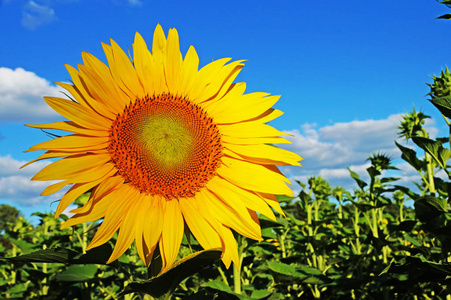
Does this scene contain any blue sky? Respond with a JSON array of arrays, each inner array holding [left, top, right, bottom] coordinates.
[[0, 0, 450, 220]]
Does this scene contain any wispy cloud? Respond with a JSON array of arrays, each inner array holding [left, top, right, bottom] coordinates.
[[22, 1, 56, 30], [0, 155, 65, 207], [279, 114, 438, 191], [0, 67, 61, 123], [127, 0, 141, 6]]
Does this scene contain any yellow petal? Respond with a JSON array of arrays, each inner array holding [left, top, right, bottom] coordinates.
[[62, 180, 125, 229], [25, 134, 109, 152], [207, 175, 276, 221], [197, 188, 262, 241], [189, 58, 231, 102], [81, 51, 129, 112], [107, 194, 144, 263], [142, 195, 164, 264], [247, 108, 284, 123], [217, 225, 239, 268], [86, 184, 136, 250], [219, 122, 286, 139], [63, 65, 116, 119], [31, 154, 111, 181], [65, 163, 115, 185], [21, 150, 88, 169], [70, 175, 124, 214], [152, 24, 167, 62], [40, 180, 68, 196], [197, 60, 244, 102], [164, 28, 182, 94], [207, 92, 280, 124], [110, 39, 144, 98], [55, 180, 101, 218], [133, 195, 149, 265], [217, 156, 293, 196], [159, 199, 184, 274], [133, 32, 160, 96], [44, 97, 110, 130], [179, 197, 222, 250], [55, 166, 117, 217], [178, 46, 199, 96], [257, 192, 286, 217], [101, 42, 136, 100], [26, 121, 109, 137], [221, 135, 292, 145], [225, 144, 302, 166]]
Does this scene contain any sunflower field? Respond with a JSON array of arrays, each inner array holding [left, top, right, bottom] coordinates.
[[2, 2, 451, 300], [2, 102, 451, 299]]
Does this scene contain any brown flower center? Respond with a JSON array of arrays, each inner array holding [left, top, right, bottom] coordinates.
[[108, 93, 223, 199]]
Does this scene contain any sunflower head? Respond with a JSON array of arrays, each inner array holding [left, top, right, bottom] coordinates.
[[24, 24, 302, 273]]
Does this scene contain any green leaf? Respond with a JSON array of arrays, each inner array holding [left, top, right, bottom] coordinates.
[[404, 234, 422, 247], [366, 166, 381, 179], [203, 280, 232, 292], [8, 238, 35, 253], [267, 261, 304, 278], [414, 195, 448, 221], [5, 282, 29, 295], [261, 227, 277, 239], [347, 168, 367, 189], [297, 264, 323, 276], [1, 243, 115, 265], [429, 96, 451, 118], [395, 141, 426, 171], [437, 13, 451, 19], [412, 136, 451, 170], [275, 194, 295, 203], [251, 289, 273, 299], [73, 243, 114, 264], [1, 248, 80, 264], [120, 248, 222, 298], [56, 264, 98, 282], [202, 281, 254, 300], [389, 220, 417, 232]]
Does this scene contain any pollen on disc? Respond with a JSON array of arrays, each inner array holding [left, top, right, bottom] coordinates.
[[108, 93, 223, 199]]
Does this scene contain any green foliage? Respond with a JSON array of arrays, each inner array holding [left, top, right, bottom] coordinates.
[[4, 105, 451, 299], [437, 0, 451, 19], [0, 204, 21, 233], [0, 146, 441, 299]]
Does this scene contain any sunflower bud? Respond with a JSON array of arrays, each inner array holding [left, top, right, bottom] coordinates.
[[428, 67, 451, 99]]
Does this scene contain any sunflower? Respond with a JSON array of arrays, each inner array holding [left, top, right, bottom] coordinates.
[[24, 25, 302, 273]]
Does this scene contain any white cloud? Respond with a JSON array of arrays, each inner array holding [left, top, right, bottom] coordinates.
[[279, 113, 438, 191], [282, 114, 403, 171], [0, 67, 61, 123], [0, 175, 55, 206], [0, 155, 66, 207], [0, 154, 50, 177], [22, 1, 56, 30]]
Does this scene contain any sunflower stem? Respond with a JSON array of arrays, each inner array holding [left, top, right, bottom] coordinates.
[[217, 265, 229, 286], [233, 235, 246, 294], [233, 262, 241, 294]]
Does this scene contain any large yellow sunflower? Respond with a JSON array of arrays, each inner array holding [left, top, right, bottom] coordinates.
[[24, 25, 302, 272]]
